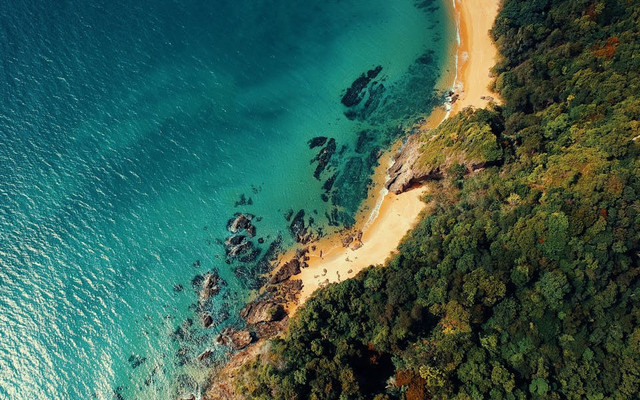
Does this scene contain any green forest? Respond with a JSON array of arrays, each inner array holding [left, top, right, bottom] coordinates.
[[233, 0, 640, 398]]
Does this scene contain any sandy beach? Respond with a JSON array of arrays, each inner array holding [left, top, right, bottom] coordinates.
[[451, 0, 502, 112], [287, 0, 502, 310]]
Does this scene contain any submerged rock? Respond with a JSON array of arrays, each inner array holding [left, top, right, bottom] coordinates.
[[128, 354, 147, 369], [355, 129, 377, 154], [341, 65, 383, 107], [322, 172, 337, 193], [190, 274, 204, 289], [360, 82, 385, 120], [308, 136, 328, 149], [238, 247, 261, 263], [331, 157, 368, 226], [284, 209, 294, 221], [311, 138, 336, 179], [113, 389, 125, 400], [289, 210, 306, 241], [234, 193, 253, 207]]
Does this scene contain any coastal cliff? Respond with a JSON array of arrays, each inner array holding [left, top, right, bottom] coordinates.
[[385, 132, 442, 194], [385, 107, 503, 195]]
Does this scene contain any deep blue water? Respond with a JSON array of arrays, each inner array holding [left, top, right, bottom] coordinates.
[[0, 0, 453, 398]]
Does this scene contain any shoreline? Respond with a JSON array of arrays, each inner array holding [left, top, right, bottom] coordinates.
[[286, 0, 501, 312], [450, 0, 502, 113], [204, 0, 501, 397]]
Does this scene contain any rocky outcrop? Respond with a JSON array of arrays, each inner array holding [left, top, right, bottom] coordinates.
[[227, 213, 256, 237], [253, 316, 289, 339], [199, 272, 221, 303], [202, 314, 214, 328], [204, 339, 269, 400], [266, 279, 303, 304], [224, 213, 259, 264], [230, 330, 253, 350], [385, 127, 503, 194], [204, 249, 306, 400], [240, 300, 285, 325], [341, 230, 363, 249], [225, 235, 250, 257], [270, 259, 301, 284], [215, 328, 255, 350], [385, 133, 442, 194]]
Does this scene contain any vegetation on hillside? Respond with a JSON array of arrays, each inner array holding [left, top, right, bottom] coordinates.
[[233, 0, 640, 398]]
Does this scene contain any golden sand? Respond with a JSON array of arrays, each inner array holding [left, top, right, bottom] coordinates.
[[451, 0, 502, 112]]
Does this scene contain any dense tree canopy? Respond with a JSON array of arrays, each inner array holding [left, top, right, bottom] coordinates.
[[234, 0, 640, 398]]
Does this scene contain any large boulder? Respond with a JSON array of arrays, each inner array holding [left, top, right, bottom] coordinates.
[[215, 328, 254, 350], [230, 330, 254, 350], [227, 213, 256, 237], [270, 259, 301, 284], [202, 314, 214, 328]]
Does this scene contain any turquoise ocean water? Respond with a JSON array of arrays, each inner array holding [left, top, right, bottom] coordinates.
[[0, 0, 454, 398]]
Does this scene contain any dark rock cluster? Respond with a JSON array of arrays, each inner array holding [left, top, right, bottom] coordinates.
[[341, 65, 386, 121], [213, 246, 309, 353], [227, 213, 256, 236], [311, 137, 336, 179], [341, 65, 383, 107], [270, 259, 301, 284], [307, 136, 328, 149], [199, 271, 221, 304], [224, 213, 260, 263]]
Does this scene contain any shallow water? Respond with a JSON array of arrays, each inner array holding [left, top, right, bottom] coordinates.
[[0, 0, 454, 398]]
